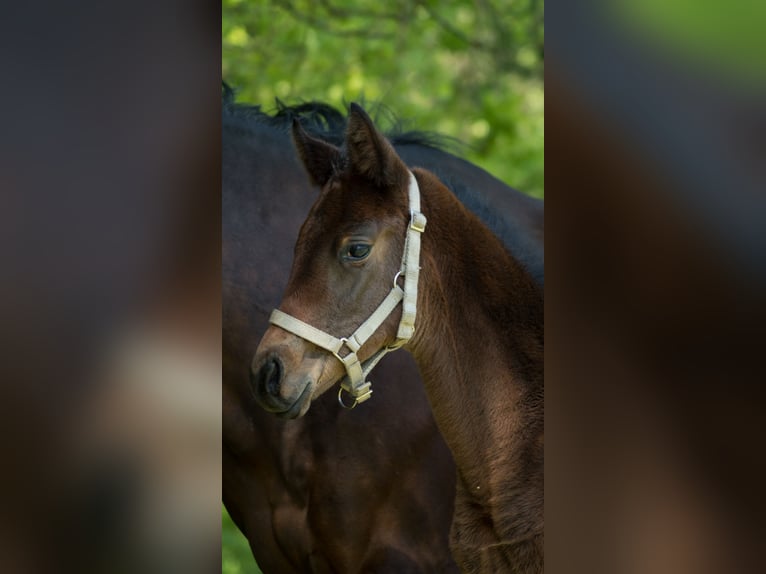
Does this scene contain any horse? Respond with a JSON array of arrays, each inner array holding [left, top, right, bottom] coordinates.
[[250, 104, 544, 573], [224, 88, 543, 572]]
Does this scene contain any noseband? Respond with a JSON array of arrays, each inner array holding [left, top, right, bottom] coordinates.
[[268, 171, 426, 409]]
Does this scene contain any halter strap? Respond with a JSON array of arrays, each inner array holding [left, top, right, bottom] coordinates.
[[269, 171, 426, 408]]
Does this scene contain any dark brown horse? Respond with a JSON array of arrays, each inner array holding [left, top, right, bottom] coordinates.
[[251, 105, 544, 572]]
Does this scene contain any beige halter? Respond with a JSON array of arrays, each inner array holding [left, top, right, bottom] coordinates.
[[268, 171, 426, 409]]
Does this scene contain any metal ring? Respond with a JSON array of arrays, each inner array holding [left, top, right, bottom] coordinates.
[[393, 271, 403, 288], [337, 386, 358, 409]]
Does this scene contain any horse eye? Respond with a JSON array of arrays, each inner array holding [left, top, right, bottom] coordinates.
[[345, 243, 371, 261]]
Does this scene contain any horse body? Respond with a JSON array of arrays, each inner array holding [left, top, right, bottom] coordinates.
[[251, 104, 543, 573]]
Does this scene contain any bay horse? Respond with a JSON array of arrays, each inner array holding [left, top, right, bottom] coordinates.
[[250, 104, 544, 572], [224, 88, 543, 572]]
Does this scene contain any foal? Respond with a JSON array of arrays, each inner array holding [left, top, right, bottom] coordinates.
[[252, 105, 544, 573]]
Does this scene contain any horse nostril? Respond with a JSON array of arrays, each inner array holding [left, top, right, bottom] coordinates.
[[257, 357, 283, 398]]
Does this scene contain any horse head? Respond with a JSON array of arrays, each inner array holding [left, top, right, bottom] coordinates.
[[251, 104, 420, 418]]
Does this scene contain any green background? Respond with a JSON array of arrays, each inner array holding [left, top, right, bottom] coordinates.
[[222, 507, 261, 574], [222, 2, 544, 572], [223, 0, 544, 199]]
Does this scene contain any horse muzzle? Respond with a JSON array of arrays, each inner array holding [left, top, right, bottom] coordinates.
[[251, 326, 337, 418], [250, 353, 314, 418]]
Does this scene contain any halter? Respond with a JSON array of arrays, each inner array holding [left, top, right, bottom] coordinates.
[[268, 171, 426, 409]]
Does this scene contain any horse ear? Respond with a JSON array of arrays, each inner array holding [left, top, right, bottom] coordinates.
[[346, 103, 408, 188], [291, 119, 342, 187]]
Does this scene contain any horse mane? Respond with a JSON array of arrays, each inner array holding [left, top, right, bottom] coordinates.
[[222, 82, 456, 151]]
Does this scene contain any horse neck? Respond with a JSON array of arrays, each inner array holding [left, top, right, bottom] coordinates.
[[407, 168, 544, 506]]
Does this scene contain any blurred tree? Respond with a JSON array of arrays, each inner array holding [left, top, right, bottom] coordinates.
[[223, 0, 544, 198]]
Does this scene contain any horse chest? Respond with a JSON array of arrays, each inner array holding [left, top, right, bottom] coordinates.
[[450, 478, 543, 573]]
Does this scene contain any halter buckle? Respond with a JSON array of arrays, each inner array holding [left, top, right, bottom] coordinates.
[[410, 210, 427, 233]]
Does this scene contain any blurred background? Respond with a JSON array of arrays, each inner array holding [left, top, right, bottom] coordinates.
[[223, 2, 543, 572], [546, 2, 766, 574], [0, 2, 220, 573], [223, 0, 544, 198]]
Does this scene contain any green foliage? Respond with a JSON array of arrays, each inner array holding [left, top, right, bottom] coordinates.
[[223, 507, 263, 574], [223, 0, 544, 198]]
